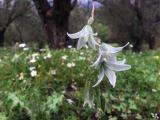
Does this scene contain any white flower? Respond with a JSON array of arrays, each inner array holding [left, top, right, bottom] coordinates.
[[18, 73, 24, 80], [49, 69, 56, 75], [44, 52, 52, 59], [47, 53, 52, 58], [92, 42, 131, 87], [40, 49, 46, 52], [32, 53, 39, 58], [67, 17, 98, 50], [67, 62, 75, 68], [30, 70, 37, 77], [19, 43, 26, 48], [23, 47, 29, 51], [61, 55, 68, 60], [79, 56, 86, 60], [68, 45, 72, 48], [29, 58, 36, 63], [66, 99, 74, 105], [29, 67, 36, 71], [80, 52, 84, 55], [83, 90, 95, 108]]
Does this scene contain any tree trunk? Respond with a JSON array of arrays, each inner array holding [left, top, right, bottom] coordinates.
[[33, 0, 77, 49], [148, 36, 156, 49], [0, 30, 5, 47], [45, 11, 70, 49], [132, 37, 143, 52]]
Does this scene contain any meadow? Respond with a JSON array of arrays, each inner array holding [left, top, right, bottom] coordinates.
[[0, 45, 159, 120]]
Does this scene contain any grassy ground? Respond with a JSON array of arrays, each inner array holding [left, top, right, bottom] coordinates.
[[0, 46, 159, 120]]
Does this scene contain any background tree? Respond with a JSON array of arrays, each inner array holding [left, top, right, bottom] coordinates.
[[95, 0, 160, 52], [0, 0, 30, 46], [32, 0, 77, 49]]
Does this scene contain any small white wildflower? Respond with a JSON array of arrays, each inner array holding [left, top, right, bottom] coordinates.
[[18, 73, 24, 80], [61, 55, 68, 60], [67, 62, 75, 68], [68, 45, 72, 48], [80, 52, 84, 55], [23, 47, 29, 51], [40, 48, 46, 52], [30, 70, 37, 77], [79, 56, 86, 60], [19, 43, 26, 48], [0, 59, 2, 62], [152, 89, 157, 92], [66, 99, 74, 105], [80, 73, 84, 77], [32, 53, 39, 58], [29, 58, 36, 63], [47, 53, 52, 58], [49, 69, 56, 75], [129, 44, 133, 48], [29, 67, 36, 71], [44, 52, 52, 59]]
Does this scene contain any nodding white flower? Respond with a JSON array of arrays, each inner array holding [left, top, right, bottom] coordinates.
[[19, 43, 26, 48], [30, 70, 37, 77], [61, 55, 68, 60], [83, 90, 95, 108], [67, 17, 98, 50], [67, 62, 75, 68], [92, 42, 131, 87]]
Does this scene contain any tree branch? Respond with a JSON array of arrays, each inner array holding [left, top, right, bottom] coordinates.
[[70, 0, 77, 10], [32, 0, 51, 22]]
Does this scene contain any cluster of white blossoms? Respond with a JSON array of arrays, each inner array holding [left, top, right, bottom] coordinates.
[[67, 6, 131, 88]]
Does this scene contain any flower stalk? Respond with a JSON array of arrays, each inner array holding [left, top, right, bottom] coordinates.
[[67, 2, 131, 108]]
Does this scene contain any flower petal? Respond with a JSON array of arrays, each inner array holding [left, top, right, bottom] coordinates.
[[104, 69, 116, 87], [116, 59, 126, 64], [106, 61, 131, 72], [88, 35, 97, 50], [67, 28, 85, 39], [77, 37, 87, 50], [110, 42, 129, 53], [91, 53, 102, 69], [100, 42, 129, 54], [92, 68, 105, 87]]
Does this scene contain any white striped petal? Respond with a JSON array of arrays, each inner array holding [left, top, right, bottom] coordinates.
[[88, 35, 97, 50], [91, 53, 102, 69], [106, 62, 131, 72], [100, 42, 129, 54], [92, 68, 105, 87], [77, 37, 87, 50], [116, 59, 126, 64], [67, 28, 85, 39], [104, 69, 116, 88]]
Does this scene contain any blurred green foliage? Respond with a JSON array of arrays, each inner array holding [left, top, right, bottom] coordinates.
[[0, 46, 159, 120]]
